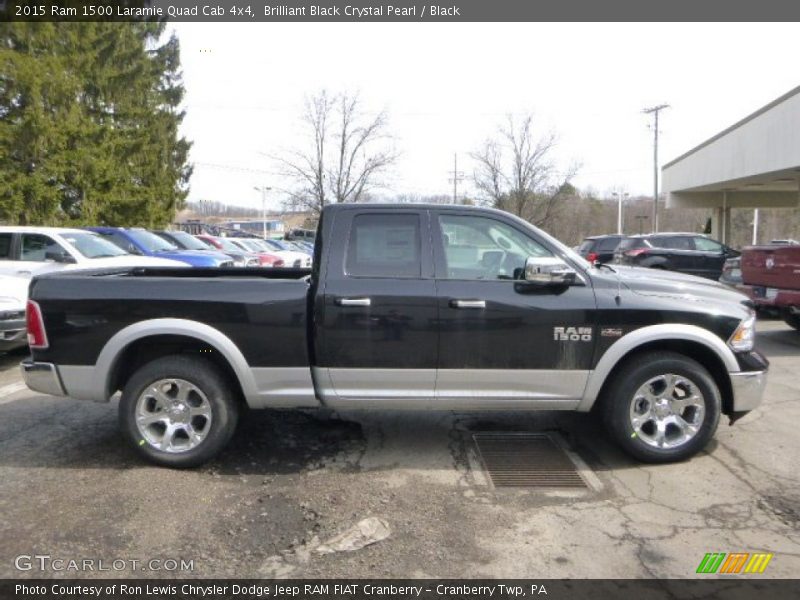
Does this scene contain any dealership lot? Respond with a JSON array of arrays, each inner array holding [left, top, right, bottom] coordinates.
[[0, 319, 798, 579]]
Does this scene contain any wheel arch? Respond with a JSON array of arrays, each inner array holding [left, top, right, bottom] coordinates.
[[580, 324, 737, 415], [97, 319, 257, 404]]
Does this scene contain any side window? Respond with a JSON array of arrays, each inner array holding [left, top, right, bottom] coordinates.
[[652, 236, 692, 250], [438, 214, 552, 280], [597, 237, 623, 252], [693, 237, 723, 252], [100, 232, 135, 253], [0, 233, 13, 259], [20, 234, 63, 262], [345, 213, 421, 278]]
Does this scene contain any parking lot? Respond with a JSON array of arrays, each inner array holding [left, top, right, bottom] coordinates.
[[0, 318, 798, 579]]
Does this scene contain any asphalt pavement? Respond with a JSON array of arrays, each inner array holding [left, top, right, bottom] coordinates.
[[0, 320, 798, 579]]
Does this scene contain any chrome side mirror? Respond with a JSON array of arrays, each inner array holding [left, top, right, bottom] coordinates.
[[524, 256, 577, 285]]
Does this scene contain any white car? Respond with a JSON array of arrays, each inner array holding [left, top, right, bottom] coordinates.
[[257, 239, 312, 268], [228, 238, 312, 268], [0, 227, 187, 278], [0, 275, 28, 352]]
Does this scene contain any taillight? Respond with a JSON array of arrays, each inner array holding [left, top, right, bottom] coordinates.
[[625, 248, 649, 257], [586, 252, 599, 263], [26, 299, 49, 349]]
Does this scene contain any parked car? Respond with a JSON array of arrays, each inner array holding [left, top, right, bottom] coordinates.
[[0, 275, 28, 352], [577, 234, 626, 263], [259, 239, 312, 268], [154, 230, 258, 267], [86, 227, 234, 268], [739, 242, 800, 331], [0, 226, 186, 279], [614, 233, 739, 279], [196, 234, 281, 268], [23, 203, 765, 468]]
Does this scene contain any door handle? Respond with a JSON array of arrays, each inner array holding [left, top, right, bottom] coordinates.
[[336, 297, 372, 307], [450, 299, 486, 309]]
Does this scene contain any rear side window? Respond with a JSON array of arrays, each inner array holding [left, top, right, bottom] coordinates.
[[346, 213, 421, 278], [693, 237, 723, 252], [0, 233, 12, 259], [596, 237, 623, 252], [652, 236, 692, 250], [617, 238, 646, 251]]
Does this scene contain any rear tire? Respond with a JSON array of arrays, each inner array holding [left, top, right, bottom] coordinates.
[[119, 356, 239, 468], [602, 351, 721, 463]]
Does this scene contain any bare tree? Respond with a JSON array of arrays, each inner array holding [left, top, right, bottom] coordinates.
[[472, 114, 578, 228], [275, 90, 398, 213]]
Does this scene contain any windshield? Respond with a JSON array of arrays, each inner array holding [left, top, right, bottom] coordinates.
[[167, 231, 210, 251], [211, 237, 241, 252], [263, 239, 289, 251], [61, 232, 128, 258], [234, 239, 265, 252], [126, 230, 179, 253]]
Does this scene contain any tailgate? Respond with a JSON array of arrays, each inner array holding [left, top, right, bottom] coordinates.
[[741, 245, 800, 289]]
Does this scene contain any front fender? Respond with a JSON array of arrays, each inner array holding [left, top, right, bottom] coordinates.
[[577, 323, 739, 411]]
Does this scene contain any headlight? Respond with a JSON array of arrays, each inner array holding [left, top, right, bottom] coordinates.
[[728, 312, 756, 352]]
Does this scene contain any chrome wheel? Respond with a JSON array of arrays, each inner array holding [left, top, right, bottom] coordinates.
[[629, 373, 705, 449], [134, 379, 213, 454]]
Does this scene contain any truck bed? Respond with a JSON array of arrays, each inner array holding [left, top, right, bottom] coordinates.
[[29, 267, 313, 371]]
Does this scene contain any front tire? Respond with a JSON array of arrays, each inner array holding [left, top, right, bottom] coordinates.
[[119, 356, 239, 468], [602, 352, 721, 463]]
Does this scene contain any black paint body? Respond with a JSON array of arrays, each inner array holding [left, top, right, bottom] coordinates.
[[29, 205, 764, 378]]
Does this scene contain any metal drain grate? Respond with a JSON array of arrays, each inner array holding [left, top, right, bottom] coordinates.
[[473, 432, 588, 488]]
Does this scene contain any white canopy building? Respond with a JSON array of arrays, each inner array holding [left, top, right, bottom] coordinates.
[[662, 85, 800, 243]]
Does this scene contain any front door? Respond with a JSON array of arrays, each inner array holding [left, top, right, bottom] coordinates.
[[315, 209, 438, 407], [432, 211, 597, 409]]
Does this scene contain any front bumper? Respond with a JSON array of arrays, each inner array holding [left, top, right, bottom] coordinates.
[[729, 370, 767, 412], [20, 361, 66, 397]]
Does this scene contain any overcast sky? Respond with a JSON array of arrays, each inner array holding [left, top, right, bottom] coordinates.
[[173, 22, 799, 212]]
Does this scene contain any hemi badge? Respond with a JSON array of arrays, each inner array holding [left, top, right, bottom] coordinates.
[[601, 327, 623, 337]]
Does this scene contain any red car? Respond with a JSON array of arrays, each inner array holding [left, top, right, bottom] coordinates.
[[196, 234, 284, 267]]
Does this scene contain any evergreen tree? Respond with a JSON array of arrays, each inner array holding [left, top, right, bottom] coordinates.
[[0, 22, 191, 226]]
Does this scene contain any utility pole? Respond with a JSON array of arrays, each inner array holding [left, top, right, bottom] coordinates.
[[254, 186, 272, 239], [448, 153, 465, 204], [612, 191, 629, 234], [643, 104, 669, 233]]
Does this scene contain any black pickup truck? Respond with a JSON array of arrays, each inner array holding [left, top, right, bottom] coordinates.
[[22, 204, 767, 467]]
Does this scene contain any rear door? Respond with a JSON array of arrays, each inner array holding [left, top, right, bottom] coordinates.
[[431, 210, 597, 409], [651, 235, 699, 274], [314, 208, 438, 407]]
